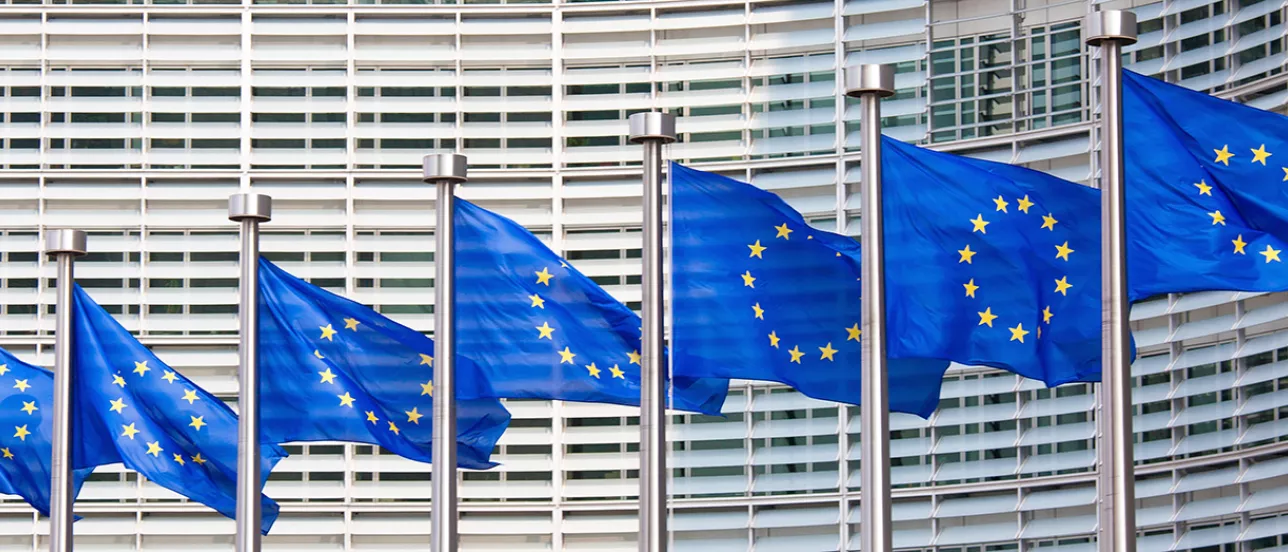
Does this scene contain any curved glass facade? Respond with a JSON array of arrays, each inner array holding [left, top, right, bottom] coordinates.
[[0, 0, 1286, 550]]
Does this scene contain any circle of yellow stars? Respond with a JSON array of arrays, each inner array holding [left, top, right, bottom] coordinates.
[[314, 317, 433, 438], [1207, 144, 1282, 264], [526, 265, 632, 383], [103, 359, 212, 468]]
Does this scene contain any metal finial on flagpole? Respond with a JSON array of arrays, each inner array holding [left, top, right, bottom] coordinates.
[[424, 153, 467, 552], [46, 228, 87, 552], [629, 111, 677, 552], [844, 63, 895, 552], [1084, 9, 1138, 552], [229, 192, 272, 552]]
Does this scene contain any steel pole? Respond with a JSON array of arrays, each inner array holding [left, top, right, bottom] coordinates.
[[844, 64, 895, 552], [46, 229, 87, 552], [629, 111, 677, 552], [425, 153, 468, 552], [230, 193, 272, 552], [1085, 10, 1139, 552]]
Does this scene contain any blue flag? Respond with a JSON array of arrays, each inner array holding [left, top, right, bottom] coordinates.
[[882, 137, 1107, 388], [454, 199, 728, 415], [72, 287, 284, 534], [0, 348, 98, 516], [1123, 70, 1288, 297], [257, 259, 511, 469], [670, 163, 950, 417]]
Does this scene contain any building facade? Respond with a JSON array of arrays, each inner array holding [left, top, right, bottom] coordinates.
[[0, 0, 1286, 550]]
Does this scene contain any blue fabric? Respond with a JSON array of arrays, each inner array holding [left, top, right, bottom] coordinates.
[[257, 258, 511, 469], [882, 137, 1109, 388], [1123, 70, 1288, 298], [72, 287, 284, 534], [670, 162, 951, 418], [454, 199, 729, 415], [0, 348, 97, 517]]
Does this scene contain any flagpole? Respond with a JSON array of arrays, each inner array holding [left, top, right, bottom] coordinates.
[[229, 193, 272, 552], [629, 111, 676, 552], [46, 228, 87, 552], [844, 64, 894, 552], [1084, 10, 1138, 552], [424, 153, 467, 552]]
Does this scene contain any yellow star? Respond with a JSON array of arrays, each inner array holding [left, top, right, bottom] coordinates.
[[958, 245, 976, 264], [344, 317, 360, 331], [970, 214, 990, 234], [529, 294, 545, 309], [788, 346, 804, 364], [748, 240, 767, 258], [172, 453, 185, 466], [586, 363, 601, 378], [388, 421, 400, 435], [1054, 276, 1073, 296], [338, 392, 355, 408], [1037, 326, 1042, 340], [319, 368, 337, 384], [1054, 241, 1074, 261], [1209, 210, 1226, 226], [405, 407, 423, 425], [20, 401, 36, 415], [1, 448, 10, 459], [978, 308, 998, 327], [1042, 306, 1053, 324], [1009, 323, 1030, 343], [181, 389, 200, 404], [13, 425, 30, 441], [1017, 195, 1034, 214], [109, 398, 127, 414], [741, 271, 756, 288], [535, 267, 553, 285], [1041, 213, 1058, 231], [120, 423, 139, 439], [320, 324, 337, 341], [419, 353, 433, 366], [845, 324, 861, 342], [1214, 144, 1234, 165], [628, 350, 641, 365], [146, 441, 162, 457], [1261, 244, 1282, 263], [819, 343, 837, 361], [161, 370, 178, 384], [559, 347, 576, 364], [609, 364, 625, 379], [0, 364, 7, 376], [133, 361, 150, 377], [768, 331, 781, 348], [192, 453, 207, 465], [992, 196, 1008, 213], [420, 380, 434, 396], [752, 303, 764, 320], [1251, 144, 1272, 165], [1282, 167, 1288, 181], [963, 279, 979, 298], [12, 380, 29, 393], [536, 322, 555, 340], [112, 374, 126, 388], [774, 223, 793, 239], [314, 349, 324, 360], [1233, 234, 1247, 255], [189, 416, 206, 431], [1194, 180, 1213, 196], [366, 411, 379, 424]]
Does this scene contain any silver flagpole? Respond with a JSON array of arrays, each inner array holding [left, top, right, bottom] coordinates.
[[844, 64, 895, 552], [230, 193, 272, 552], [1085, 10, 1138, 552], [425, 153, 467, 552], [629, 111, 676, 552], [46, 228, 87, 552]]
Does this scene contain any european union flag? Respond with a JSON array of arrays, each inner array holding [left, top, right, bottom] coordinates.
[[72, 286, 284, 533], [1123, 70, 1288, 297], [0, 348, 98, 516], [257, 259, 511, 469], [670, 163, 950, 417], [454, 199, 728, 415], [882, 137, 1104, 388]]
